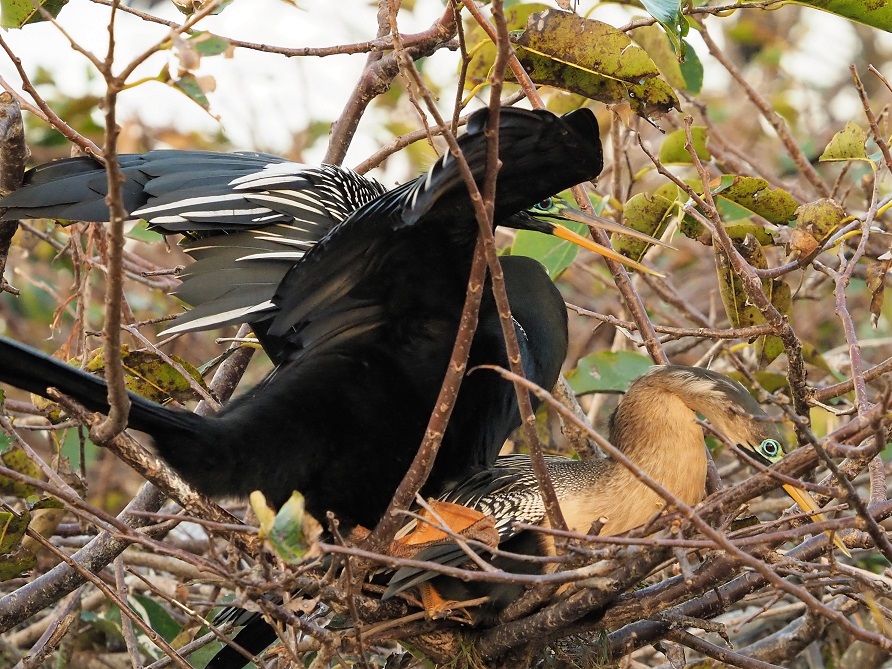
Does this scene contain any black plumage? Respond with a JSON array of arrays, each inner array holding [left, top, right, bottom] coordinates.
[[0, 108, 625, 668], [1, 153, 387, 358], [0, 107, 602, 529]]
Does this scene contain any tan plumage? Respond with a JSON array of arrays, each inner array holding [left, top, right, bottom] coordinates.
[[445, 365, 783, 536], [385, 365, 835, 613]]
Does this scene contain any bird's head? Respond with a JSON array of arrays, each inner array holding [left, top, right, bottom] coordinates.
[[631, 365, 848, 553], [509, 196, 670, 276], [650, 366, 788, 457]]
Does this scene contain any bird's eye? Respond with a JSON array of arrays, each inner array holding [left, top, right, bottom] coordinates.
[[759, 438, 781, 459], [534, 198, 553, 211]]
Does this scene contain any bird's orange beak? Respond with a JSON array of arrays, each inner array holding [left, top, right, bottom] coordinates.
[[548, 219, 663, 276]]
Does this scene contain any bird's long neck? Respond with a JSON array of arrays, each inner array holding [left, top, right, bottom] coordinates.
[[595, 379, 711, 534]]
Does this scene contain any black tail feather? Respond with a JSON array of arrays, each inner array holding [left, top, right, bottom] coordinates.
[[0, 337, 201, 439]]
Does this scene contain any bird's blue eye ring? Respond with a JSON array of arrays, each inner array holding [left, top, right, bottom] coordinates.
[[759, 438, 781, 458]]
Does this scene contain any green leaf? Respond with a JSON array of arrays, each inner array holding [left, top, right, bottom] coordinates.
[[172, 73, 212, 111], [565, 351, 653, 395], [511, 220, 588, 278], [185, 642, 226, 669], [268, 492, 311, 564], [188, 31, 232, 57], [639, 0, 687, 55], [132, 595, 181, 644], [659, 127, 711, 164], [819, 121, 870, 162], [632, 27, 702, 94], [678, 42, 704, 93], [81, 609, 125, 643], [60, 428, 99, 471], [126, 220, 165, 243], [1, 0, 68, 28], [792, 0, 892, 33], [251, 490, 314, 564], [29, 496, 63, 512]]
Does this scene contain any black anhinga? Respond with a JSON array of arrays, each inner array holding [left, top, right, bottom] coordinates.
[[0, 108, 670, 668], [384, 366, 843, 622], [0, 107, 650, 529]]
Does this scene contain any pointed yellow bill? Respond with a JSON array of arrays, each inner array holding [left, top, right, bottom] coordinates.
[[556, 206, 675, 250], [782, 483, 850, 556], [549, 222, 663, 276]]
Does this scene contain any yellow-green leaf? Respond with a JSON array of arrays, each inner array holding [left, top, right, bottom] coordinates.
[[756, 279, 790, 365], [792, 0, 892, 34], [0, 508, 28, 554], [796, 199, 846, 242], [250, 490, 276, 536], [0, 447, 41, 497], [716, 237, 765, 330], [716, 235, 788, 364], [84, 346, 209, 405], [790, 199, 847, 259], [516, 10, 661, 82], [611, 192, 675, 262], [659, 127, 711, 164], [511, 10, 679, 117], [267, 492, 312, 564], [464, 3, 551, 88], [725, 222, 776, 246], [800, 341, 840, 377], [819, 121, 869, 162], [711, 176, 798, 225], [632, 25, 686, 90], [1, 0, 68, 28]]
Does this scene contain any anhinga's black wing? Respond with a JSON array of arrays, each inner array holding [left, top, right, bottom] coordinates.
[[259, 107, 602, 361], [0, 153, 387, 352]]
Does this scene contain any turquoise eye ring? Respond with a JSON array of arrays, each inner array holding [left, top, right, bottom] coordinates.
[[759, 438, 781, 459]]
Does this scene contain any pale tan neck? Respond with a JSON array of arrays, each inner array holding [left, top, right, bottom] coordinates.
[[580, 380, 709, 535]]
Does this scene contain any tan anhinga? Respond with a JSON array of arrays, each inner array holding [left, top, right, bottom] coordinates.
[[386, 365, 845, 619]]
